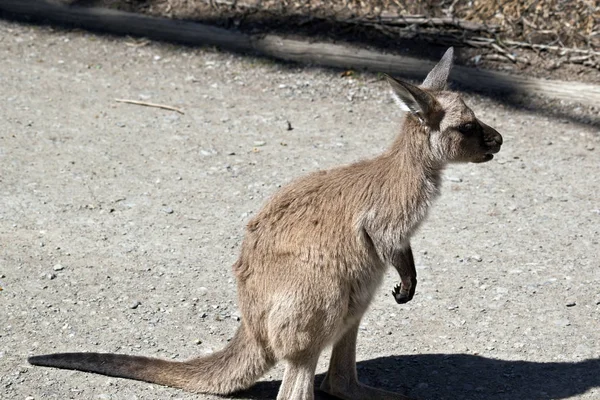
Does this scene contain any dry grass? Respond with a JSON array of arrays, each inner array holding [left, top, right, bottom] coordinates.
[[74, 0, 599, 70], [457, 0, 598, 50], [264, 0, 598, 52], [131, 0, 597, 49]]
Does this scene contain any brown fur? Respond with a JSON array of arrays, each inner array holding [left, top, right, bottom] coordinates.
[[29, 47, 502, 400]]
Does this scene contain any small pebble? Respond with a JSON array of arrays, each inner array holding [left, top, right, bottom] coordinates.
[[162, 207, 174, 214], [53, 264, 64, 271], [253, 141, 266, 147], [129, 301, 141, 309], [554, 319, 571, 327]]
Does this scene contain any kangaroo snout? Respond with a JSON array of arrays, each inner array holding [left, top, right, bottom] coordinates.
[[481, 121, 503, 154]]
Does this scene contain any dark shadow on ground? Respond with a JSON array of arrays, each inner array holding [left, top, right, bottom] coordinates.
[[235, 354, 600, 400], [1, 0, 598, 128]]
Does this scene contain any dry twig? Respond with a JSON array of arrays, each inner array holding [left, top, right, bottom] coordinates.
[[355, 14, 499, 32], [115, 99, 185, 114]]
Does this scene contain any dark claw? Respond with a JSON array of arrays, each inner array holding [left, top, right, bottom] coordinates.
[[392, 284, 410, 304]]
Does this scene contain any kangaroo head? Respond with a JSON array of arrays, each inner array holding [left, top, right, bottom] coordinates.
[[385, 47, 503, 164]]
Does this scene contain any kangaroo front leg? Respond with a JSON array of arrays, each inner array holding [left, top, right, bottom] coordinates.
[[391, 245, 417, 304], [320, 322, 414, 400]]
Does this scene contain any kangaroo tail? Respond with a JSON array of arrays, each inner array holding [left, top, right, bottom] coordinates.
[[28, 325, 273, 394]]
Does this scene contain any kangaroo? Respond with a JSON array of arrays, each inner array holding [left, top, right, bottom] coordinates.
[[29, 47, 502, 400]]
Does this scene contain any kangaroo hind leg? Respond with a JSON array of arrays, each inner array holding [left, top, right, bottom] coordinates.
[[276, 352, 320, 400], [320, 321, 415, 400]]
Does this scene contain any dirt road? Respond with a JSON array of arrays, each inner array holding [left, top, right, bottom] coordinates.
[[1, 19, 599, 400]]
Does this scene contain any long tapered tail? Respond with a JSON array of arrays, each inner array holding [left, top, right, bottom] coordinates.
[[28, 325, 273, 394]]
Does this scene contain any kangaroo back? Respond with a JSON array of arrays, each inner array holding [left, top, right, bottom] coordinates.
[[28, 325, 273, 394]]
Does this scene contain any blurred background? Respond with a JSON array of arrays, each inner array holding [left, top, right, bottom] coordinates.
[[60, 0, 598, 82]]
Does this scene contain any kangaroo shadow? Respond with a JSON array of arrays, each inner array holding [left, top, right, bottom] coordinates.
[[236, 354, 600, 400]]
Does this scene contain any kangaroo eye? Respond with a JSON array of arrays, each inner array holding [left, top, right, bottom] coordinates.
[[458, 122, 477, 135]]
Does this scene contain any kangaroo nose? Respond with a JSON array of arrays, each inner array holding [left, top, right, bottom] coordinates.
[[486, 132, 502, 153], [494, 132, 503, 146], [478, 119, 502, 148]]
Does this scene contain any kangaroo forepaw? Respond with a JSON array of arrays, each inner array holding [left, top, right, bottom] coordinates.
[[392, 282, 415, 304], [392, 284, 408, 304]]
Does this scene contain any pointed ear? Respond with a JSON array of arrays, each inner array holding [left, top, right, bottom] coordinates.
[[385, 74, 436, 120], [422, 47, 454, 90]]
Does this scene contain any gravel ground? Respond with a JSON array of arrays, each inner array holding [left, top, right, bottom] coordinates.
[[0, 20, 599, 400]]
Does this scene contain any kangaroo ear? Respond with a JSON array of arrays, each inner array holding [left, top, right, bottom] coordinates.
[[422, 47, 454, 90], [385, 74, 436, 120]]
